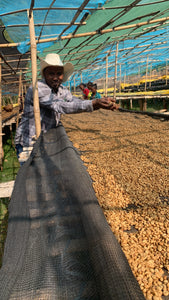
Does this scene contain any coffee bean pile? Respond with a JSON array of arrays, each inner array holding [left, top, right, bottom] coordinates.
[[62, 110, 169, 300]]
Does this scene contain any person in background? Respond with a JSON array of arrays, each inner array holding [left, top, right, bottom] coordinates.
[[79, 83, 90, 99], [90, 83, 101, 100], [87, 81, 93, 99], [15, 53, 118, 164]]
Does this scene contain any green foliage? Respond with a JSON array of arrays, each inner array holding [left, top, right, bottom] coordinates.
[[0, 19, 14, 43], [2, 95, 18, 106], [121, 98, 165, 112], [0, 126, 19, 267], [0, 127, 20, 183], [0, 197, 10, 267]]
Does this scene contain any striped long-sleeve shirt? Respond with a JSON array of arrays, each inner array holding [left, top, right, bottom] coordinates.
[[15, 79, 93, 147]]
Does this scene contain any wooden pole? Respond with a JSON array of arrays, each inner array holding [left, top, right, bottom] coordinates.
[[119, 63, 121, 93], [124, 70, 126, 87], [2, 15, 169, 47], [166, 59, 168, 85], [105, 55, 108, 97], [16, 70, 22, 128], [74, 74, 76, 93], [113, 42, 119, 100], [0, 57, 3, 170], [28, 9, 41, 138], [149, 64, 152, 88], [145, 56, 149, 92], [119, 63, 121, 107], [137, 66, 140, 88]]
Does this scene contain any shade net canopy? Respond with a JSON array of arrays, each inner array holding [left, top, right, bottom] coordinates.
[[1, 0, 169, 92], [0, 125, 145, 300]]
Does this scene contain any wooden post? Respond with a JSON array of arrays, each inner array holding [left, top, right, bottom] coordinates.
[[119, 63, 121, 107], [28, 9, 41, 138], [21, 83, 24, 109], [124, 71, 126, 90], [143, 97, 147, 111], [149, 64, 152, 88], [113, 42, 118, 100], [139, 97, 147, 111], [137, 66, 140, 89], [119, 63, 121, 93], [0, 57, 3, 170], [16, 70, 22, 128], [163, 98, 167, 110], [74, 74, 76, 93], [24, 84, 27, 95], [145, 56, 149, 92], [105, 55, 108, 97], [139, 99, 143, 111], [166, 59, 168, 86], [130, 99, 133, 109]]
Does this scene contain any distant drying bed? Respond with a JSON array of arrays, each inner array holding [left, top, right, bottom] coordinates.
[[62, 109, 169, 300]]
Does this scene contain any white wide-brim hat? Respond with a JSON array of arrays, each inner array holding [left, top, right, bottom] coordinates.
[[40, 53, 74, 82]]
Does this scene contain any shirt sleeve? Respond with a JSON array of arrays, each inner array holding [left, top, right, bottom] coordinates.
[[51, 98, 93, 114], [38, 82, 93, 114]]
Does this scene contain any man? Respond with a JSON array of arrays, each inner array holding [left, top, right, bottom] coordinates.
[[15, 53, 118, 162]]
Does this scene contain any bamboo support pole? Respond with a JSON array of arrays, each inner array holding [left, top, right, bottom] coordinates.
[[119, 63, 121, 107], [137, 66, 140, 88], [145, 56, 149, 92], [124, 71, 126, 89], [119, 63, 121, 93], [149, 64, 152, 87], [0, 57, 3, 170], [166, 59, 168, 85], [1, 15, 169, 48], [28, 9, 41, 138], [1, 80, 31, 85], [74, 75, 76, 93], [1, 2, 168, 17], [1, 41, 168, 64], [0, 22, 86, 28], [113, 42, 119, 100], [21, 84, 23, 98], [105, 55, 108, 97], [16, 71, 22, 128]]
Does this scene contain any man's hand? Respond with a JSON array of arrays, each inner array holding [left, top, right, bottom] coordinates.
[[92, 97, 119, 111]]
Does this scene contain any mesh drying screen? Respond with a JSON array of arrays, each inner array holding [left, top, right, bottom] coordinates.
[[0, 124, 145, 300]]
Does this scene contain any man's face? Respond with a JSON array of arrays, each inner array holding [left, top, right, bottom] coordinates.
[[43, 66, 64, 91]]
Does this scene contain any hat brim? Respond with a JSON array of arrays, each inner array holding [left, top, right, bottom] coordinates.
[[63, 62, 74, 82], [40, 60, 74, 82]]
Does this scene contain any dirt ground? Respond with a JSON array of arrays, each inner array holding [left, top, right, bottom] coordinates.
[[62, 109, 169, 300]]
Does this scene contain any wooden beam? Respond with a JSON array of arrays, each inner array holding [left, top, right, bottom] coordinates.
[[28, 9, 41, 138], [16, 71, 22, 128], [0, 1, 168, 17], [105, 55, 108, 97], [0, 22, 86, 28], [1, 15, 169, 48]]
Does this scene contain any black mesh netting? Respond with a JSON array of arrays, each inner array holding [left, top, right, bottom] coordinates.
[[0, 124, 145, 300]]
